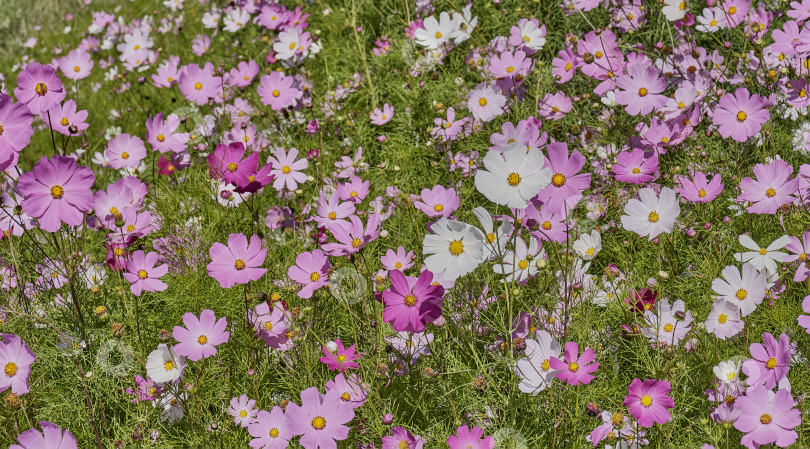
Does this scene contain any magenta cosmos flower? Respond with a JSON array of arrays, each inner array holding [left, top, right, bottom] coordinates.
[[370, 103, 394, 126], [734, 387, 801, 449], [106, 133, 147, 169], [14, 62, 66, 114], [714, 87, 770, 142], [623, 378, 675, 427], [413, 185, 459, 218], [285, 387, 355, 449], [172, 309, 230, 362], [675, 172, 724, 203], [535, 142, 591, 215], [0, 94, 34, 158], [207, 142, 259, 187], [248, 406, 292, 449], [382, 426, 423, 449], [549, 341, 599, 385], [612, 148, 658, 185], [382, 269, 445, 333], [287, 249, 330, 298], [741, 332, 791, 390], [179, 62, 222, 105], [0, 334, 36, 395], [17, 156, 95, 233], [319, 339, 360, 372], [123, 251, 168, 296], [737, 160, 798, 214], [207, 233, 268, 288], [257, 71, 302, 111], [447, 425, 494, 449], [615, 65, 667, 116], [10, 421, 77, 449]]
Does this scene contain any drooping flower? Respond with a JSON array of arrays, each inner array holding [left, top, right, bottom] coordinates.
[[14, 62, 66, 114], [549, 341, 598, 386], [624, 378, 675, 428], [207, 233, 267, 288], [0, 334, 36, 395], [123, 251, 169, 296], [173, 309, 230, 362], [325, 373, 369, 409], [734, 387, 800, 449], [714, 87, 770, 142], [285, 387, 355, 448], [382, 269, 444, 333], [474, 142, 551, 209], [573, 230, 601, 261], [16, 155, 95, 233], [620, 187, 681, 240], [287, 249, 330, 298], [9, 421, 77, 449], [45, 99, 88, 136]]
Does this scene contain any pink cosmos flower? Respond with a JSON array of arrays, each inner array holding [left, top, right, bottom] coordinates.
[[125, 375, 162, 403], [336, 176, 370, 204], [535, 142, 591, 215], [45, 100, 88, 136], [10, 422, 77, 449], [737, 160, 798, 214], [123, 251, 168, 296], [267, 147, 308, 191], [257, 71, 302, 110], [105, 133, 147, 169], [207, 233, 267, 288], [314, 191, 356, 232], [799, 295, 810, 334], [413, 185, 460, 218], [382, 426, 424, 449], [145, 113, 189, 153], [549, 341, 598, 386], [615, 65, 668, 116], [675, 172, 724, 203], [17, 156, 95, 233], [319, 339, 360, 372], [248, 302, 290, 348], [714, 88, 770, 142], [14, 62, 66, 114], [207, 142, 259, 187], [623, 378, 675, 427], [705, 299, 744, 340], [734, 387, 800, 449], [551, 47, 578, 83], [370, 103, 394, 126], [325, 373, 368, 409], [179, 62, 221, 105], [446, 425, 493, 449], [741, 332, 791, 390], [0, 334, 36, 395], [382, 269, 444, 333], [152, 61, 180, 87], [56, 49, 94, 80], [173, 309, 230, 362], [228, 394, 258, 428], [322, 213, 381, 256], [287, 249, 330, 298], [432, 107, 467, 142], [380, 247, 415, 271], [0, 94, 34, 163], [227, 60, 259, 88], [537, 92, 572, 120], [612, 149, 658, 185], [248, 406, 292, 449], [467, 83, 506, 122], [286, 387, 354, 449], [489, 49, 532, 78], [786, 231, 810, 282]]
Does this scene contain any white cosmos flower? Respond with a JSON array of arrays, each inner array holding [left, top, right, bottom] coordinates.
[[662, 0, 688, 21], [713, 359, 742, 384], [513, 330, 560, 394], [473, 206, 512, 260], [620, 187, 680, 240], [733, 234, 791, 276], [422, 218, 485, 281], [696, 7, 724, 33], [515, 20, 546, 51], [146, 344, 186, 384], [155, 392, 187, 422], [450, 7, 478, 44], [414, 12, 456, 50], [474, 142, 552, 209], [711, 263, 766, 317], [493, 237, 543, 284], [573, 230, 602, 261]]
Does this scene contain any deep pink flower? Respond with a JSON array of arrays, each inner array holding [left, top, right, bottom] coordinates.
[[319, 339, 360, 372], [0, 334, 36, 395], [14, 62, 66, 114], [737, 160, 798, 214], [207, 142, 259, 187], [413, 185, 460, 218], [257, 71, 302, 110], [675, 172, 724, 203], [549, 341, 598, 386], [714, 88, 770, 142], [615, 65, 667, 116], [286, 387, 355, 448], [125, 375, 162, 403], [10, 421, 77, 449], [179, 62, 221, 105], [623, 378, 675, 427], [287, 249, 330, 298], [446, 425, 493, 449], [207, 233, 267, 288], [382, 269, 444, 333], [741, 332, 791, 390], [382, 426, 424, 449], [535, 142, 591, 215], [173, 309, 230, 362], [17, 156, 95, 233], [612, 148, 658, 184], [123, 251, 168, 296], [734, 387, 801, 449]]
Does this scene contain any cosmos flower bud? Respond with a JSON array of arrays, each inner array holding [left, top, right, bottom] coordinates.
[[535, 258, 547, 269], [325, 341, 338, 353], [382, 413, 394, 424], [647, 277, 658, 288], [658, 271, 669, 279]]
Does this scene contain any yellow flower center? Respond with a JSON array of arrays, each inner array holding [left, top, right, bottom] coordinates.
[[551, 173, 566, 187], [4, 362, 17, 377], [760, 413, 771, 424], [435, 31, 443, 39], [478, 97, 488, 106], [434, 204, 444, 212], [661, 137, 669, 143], [138, 270, 148, 279], [541, 360, 550, 371], [506, 66, 515, 73], [586, 248, 594, 255], [269, 428, 279, 438], [35, 82, 48, 95], [507, 172, 522, 186], [800, 253, 807, 261], [263, 322, 273, 331], [611, 413, 624, 426], [310, 272, 320, 282], [641, 395, 652, 407], [632, 167, 641, 174], [404, 294, 417, 306], [227, 162, 238, 172], [648, 211, 659, 223], [311, 416, 326, 430], [518, 260, 529, 270], [164, 361, 174, 371], [351, 238, 362, 248], [759, 248, 767, 255], [710, 19, 717, 26], [568, 362, 579, 372], [328, 212, 337, 220], [486, 233, 496, 243], [736, 111, 747, 122], [727, 372, 736, 380], [765, 187, 776, 197], [194, 82, 203, 90], [698, 189, 707, 197], [736, 289, 747, 300], [595, 51, 603, 59], [282, 166, 291, 174], [341, 392, 351, 401], [638, 87, 648, 97], [542, 221, 552, 230], [728, 6, 737, 14], [60, 117, 69, 126], [121, 152, 130, 160], [50, 185, 65, 199], [565, 62, 572, 71], [717, 314, 727, 324], [272, 89, 280, 97], [664, 323, 674, 332], [127, 224, 136, 232], [449, 240, 464, 256], [398, 441, 409, 449], [766, 357, 777, 369]]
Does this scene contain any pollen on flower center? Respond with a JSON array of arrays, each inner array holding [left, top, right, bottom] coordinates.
[[227, 162, 238, 172], [272, 89, 280, 97], [351, 238, 362, 248], [766, 357, 777, 369], [435, 31, 443, 39], [518, 260, 529, 270], [758, 248, 768, 255], [640, 395, 652, 407], [397, 441, 409, 449], [478, 97, 488, 106], [60, 117, 69, 126], [263, 322, 273, 331], [138, 270, 148, 279], [340, 392, 351, 401], [736, 111, 747, 122], [638, 87, 648, 97], [551, 173, 566, 187], [765, 187, 776, 197], [664, 323, 674, 332], [760, 413, 771, 424], [486, 233, 496, 243], [310, 272, 320, 282], [35, 82, 48, 95], [698, 189, 707, 198], [728, 6, 737, 14], [194, 82, 203, 90], [434, 204, 444, 212], [632, 167, 641, 174], [717, 314, 727, 324], [164, 361, 174, 371], [312, 416, 326, 429], [727, 372, 736, 380], [507, 172, 522, 186], [404, 294, 417, 306], [239, 410, 247, 418], [648, 211, 659, 223], [50, 185, 65, 199], [568, 362, 579, 372], [565, 62, 572, 71], [4, 362, 17, 377], [506, 66, 515, 73], [586, 247, 594, 255], [121, 152, 130, 159], [197, 334, 208, 345], [269, 428, 279, 438], [710, 19, 717, 26], [449, 240, 464, 256], [282, 166, 291, 174], [735, 289, 747, 300], [541, 359, 550, 371], [328, 212, 337, 220], [542, 221, 552, 230], [611, 413, 624, 426]]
